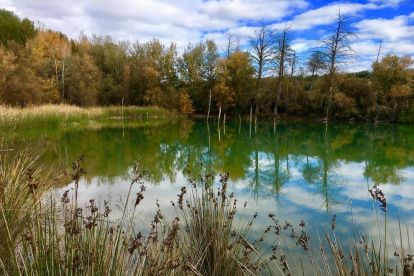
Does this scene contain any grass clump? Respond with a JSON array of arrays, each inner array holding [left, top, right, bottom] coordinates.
[[0, 143, 55, 271], [0, 104, 177, 129]]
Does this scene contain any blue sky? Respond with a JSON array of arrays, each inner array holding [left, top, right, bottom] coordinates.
[[1, 0, 413, 71]]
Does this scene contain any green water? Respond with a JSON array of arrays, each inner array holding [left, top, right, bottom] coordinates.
[[6, 118, 414, 273]]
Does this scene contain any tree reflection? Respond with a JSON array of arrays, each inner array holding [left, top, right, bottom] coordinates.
[[8, 118, 413, 205], [301, 125, 344, 214]]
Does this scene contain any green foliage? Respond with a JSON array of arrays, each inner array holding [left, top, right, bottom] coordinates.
[[0, 9, 36, 47], [370, 54, 414, 121], [347, 70, 372, 79], [399, 101, 414, 123]]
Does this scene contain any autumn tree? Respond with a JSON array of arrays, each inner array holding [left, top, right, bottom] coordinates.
[[129, 39, 178, 108], [371, 54, 414, 121], [223, 51, 255, 113], [65, 38, 101, 106], [179, 88, 195, 115], [43, 30, 69, 99], [0, 47, 42, 105], [213, 58, 234, 119]]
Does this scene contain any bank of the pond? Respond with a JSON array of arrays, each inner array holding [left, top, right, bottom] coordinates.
[[0, 105, 181, 129], [190, 112, 413, 124]]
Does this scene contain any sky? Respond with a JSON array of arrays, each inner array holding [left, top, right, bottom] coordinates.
[[1, 0, 414, 72]]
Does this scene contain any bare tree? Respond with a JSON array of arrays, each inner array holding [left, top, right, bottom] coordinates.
[[273, 23, 293, 116], [376, 39, 382, 63], [318, 8, 357, 121], [249, 24, 276, 115], [221, 33, 241, 59]]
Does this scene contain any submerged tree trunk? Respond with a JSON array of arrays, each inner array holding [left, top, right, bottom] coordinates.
[[218, 106, 221, 124], [122, 97, 124, 117]]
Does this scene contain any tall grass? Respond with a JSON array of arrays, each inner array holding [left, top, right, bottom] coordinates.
[[0, 143, 55, 271], [0, 104, 177, 129], [0, 147, 413, 275], [0, 151, 271, 275]]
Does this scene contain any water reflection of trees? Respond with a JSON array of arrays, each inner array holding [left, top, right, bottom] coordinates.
[[10, 119, 414, 203], [247, 123, 291, 201], [301, 126, 345, 213]]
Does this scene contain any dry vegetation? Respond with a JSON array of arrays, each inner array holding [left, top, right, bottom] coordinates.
[[0, 104, 176, 129]]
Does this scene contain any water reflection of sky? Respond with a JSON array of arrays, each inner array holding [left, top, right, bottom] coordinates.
[[11, 119, 414, 275], [56, 158, 414, 273]]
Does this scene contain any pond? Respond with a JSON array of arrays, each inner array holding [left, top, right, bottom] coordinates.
[[7, 118, 414, 273]]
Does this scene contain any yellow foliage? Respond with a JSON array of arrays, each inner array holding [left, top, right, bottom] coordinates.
[[213, 81, 235, 110], [144, 87, 163, 106], [0, 51, 17, 73], [179, 91, 195, 115], [334, 92, 356, 109], [391, 84, 412, 99], [41, 78, 60, 103]]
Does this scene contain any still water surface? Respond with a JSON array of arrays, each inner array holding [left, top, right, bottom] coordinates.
[[9, 119, 414, 272]]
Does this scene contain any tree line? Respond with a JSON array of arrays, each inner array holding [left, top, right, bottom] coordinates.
[[1, 9, 413, 122]]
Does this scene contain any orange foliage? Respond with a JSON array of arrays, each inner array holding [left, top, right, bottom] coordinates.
[[179, 89, 195, 115]]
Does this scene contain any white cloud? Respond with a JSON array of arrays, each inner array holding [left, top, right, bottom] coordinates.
[[341, 12, 414, 71], [355, 15, 414, 42], [4, 0, 309, 53], [291, 39, 315, 52], [271, 3, 382, 31], [368, 0, 405, 8], [201, 0, 308, 21], [351, 41, 383, 56]]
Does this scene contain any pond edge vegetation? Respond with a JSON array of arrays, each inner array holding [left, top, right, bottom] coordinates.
[[0, 104, 180, 130]]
